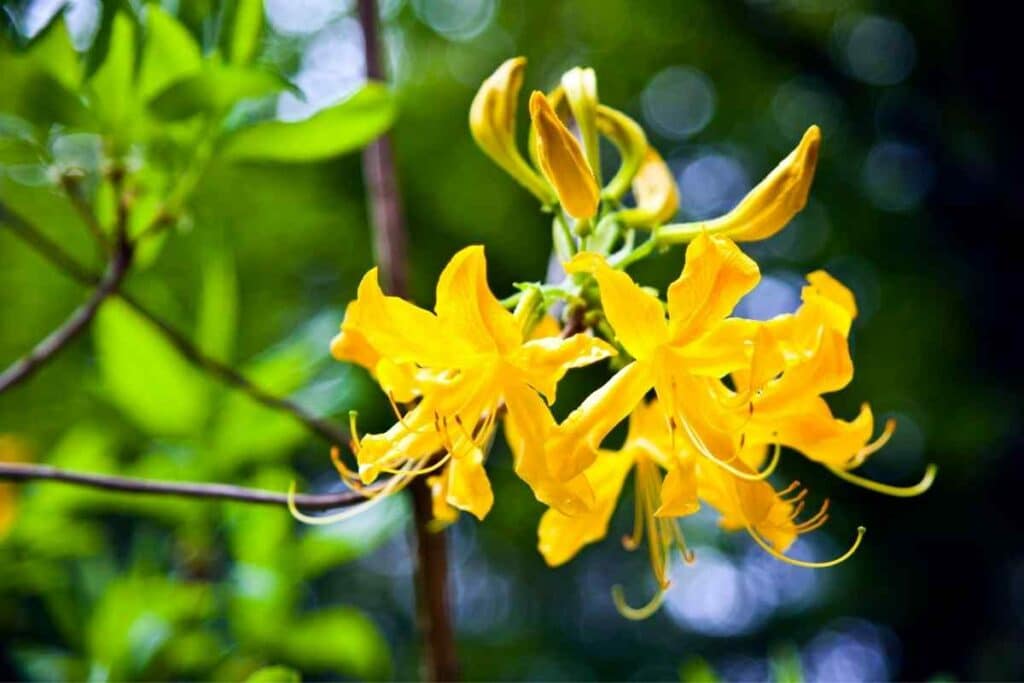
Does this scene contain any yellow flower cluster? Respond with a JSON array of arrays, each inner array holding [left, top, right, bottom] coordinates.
[[308, 58, 934, 617]]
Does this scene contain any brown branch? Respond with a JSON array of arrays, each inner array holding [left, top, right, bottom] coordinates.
[[0, 462, 370, 511], [357, 1, 459, 680], [0, 238, 131, 394], [0, 203, 349, 447]]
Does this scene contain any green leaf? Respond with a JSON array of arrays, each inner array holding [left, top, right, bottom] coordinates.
[[221, 83, 395, 162], [139, 6, 202, 102], [770, 645, 804, 683], [25, 14, 82, 92], [148, 63, 290, 121], [679, 656, 718, 683], [87, 12, 138, 132], [281, 608, 391, 680], [196, 245, 238, 363], [225, 0, 265, 65], [246, 666, 301, 683], [94, 299, 211, 436], [210, 344, 316, 468]]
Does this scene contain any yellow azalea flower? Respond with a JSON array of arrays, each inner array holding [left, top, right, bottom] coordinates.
[[529, 91, 600, 220], [312, 245, 615, 525], [617, 148, 679, 228], [730, 272, 936, 493], [550, 233, 762, 484], [537, 401, 698, 581], [659, 125, 822, 244], [469, 57, 554, 204]]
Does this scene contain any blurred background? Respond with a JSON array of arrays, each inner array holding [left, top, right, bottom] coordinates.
[[1, 0, 1021, 680]]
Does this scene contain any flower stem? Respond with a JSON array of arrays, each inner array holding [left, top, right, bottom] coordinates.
[[357, 0, 459, 679]]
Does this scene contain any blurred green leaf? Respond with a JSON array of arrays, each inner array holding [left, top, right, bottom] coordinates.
[[148, 63, 289, 121], [24, 14, 82, 92], [770, 645, 804, 683], [94, 299, 210, 436], [679, 656, 719, 683], [245, 665, 302, 683], [210, 344, 316, 467], [139, 6, 202, 102], [298, 495, 408, 577], [281, 608, 391, 680], [87, 576, 214, 679], [196, 244, 238, 363], [221, 83, 395, 162], [87, 12, 137, 133], [0, 114, 41, 166], [225, 0, 265, 65]]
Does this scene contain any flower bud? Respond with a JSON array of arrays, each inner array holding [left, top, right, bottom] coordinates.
[[561, 67, 601, 183], [529, 91, 600, 219], [470, 58, 554, 203], [659, 125, 822, 243]]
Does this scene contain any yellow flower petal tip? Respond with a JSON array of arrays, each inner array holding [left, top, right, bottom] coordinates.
[[562, 250, 607, 275], [529, 90, 600, 219]]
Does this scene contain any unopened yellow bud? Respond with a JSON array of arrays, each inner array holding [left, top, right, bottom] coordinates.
[[618, 148, 679, 228], [470, 58, 554, 204], [596, 104, 648, 200], [561, 67, 601, 184], [529, 91, 600, 219], [659, 125, 822, 243]]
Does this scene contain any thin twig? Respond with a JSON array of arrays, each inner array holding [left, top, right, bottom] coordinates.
[[0, 462, 371, 511], [0, 203, 349, 446], [0, 239, 131, 394], [357, 1, 459, 680]]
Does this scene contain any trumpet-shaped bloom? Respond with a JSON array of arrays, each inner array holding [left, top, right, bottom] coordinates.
[[328, 246, 614, 522], [550, 233, 761, 485]]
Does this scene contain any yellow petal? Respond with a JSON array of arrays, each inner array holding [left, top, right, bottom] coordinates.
[[547, 361, 655, 481], [434, 245, 521, 356], [330, 323, 379, 369], [537, 448, 635, 566], [659, 125, 821, 243], [513, 333, 616, 403], [596, 104, 648, 200], [428, 472, 460, 528], [357, 403, 443, 483], [561, 66, 601, 183], [666, 234, 760, 346], [618, 148, 679, 228], [446, 440, 494, 520], [344, 267, 470, 368], [469, 57, 553, 203], [671, 318, 760, 377], [529, 90, 599, 219], [697, 461, 798, 552], [655, 458, 700, 517], [759, 398, 876, 468], [565, 252, 668, 360], [755, 328, 853, 414], [528, 314, 562, 340], [502, 382, 595, 515]]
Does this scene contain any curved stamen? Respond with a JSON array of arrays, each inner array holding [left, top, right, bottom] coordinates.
[[746, 524, 866, 568], [378, 452, 452, 477], [680, 417, 781, 481], [827, 462, 936, 498], [287, 479, 395, 525], [612, 584, 667, 620]]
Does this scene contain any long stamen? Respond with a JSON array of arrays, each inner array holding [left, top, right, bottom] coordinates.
[[348, 410, 361, 455], [746, 524, 866, 568], [848, 417, 897, 467], [679, 417, 780, 481], [795, 499, 830, 531], [622, 469, 645, 551], [827, 462, 937, 498], [377, 452, 453, 476], [287, 471, 409, 526], [612, 584, 667, 621]]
